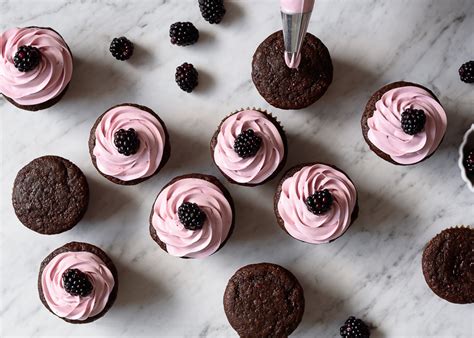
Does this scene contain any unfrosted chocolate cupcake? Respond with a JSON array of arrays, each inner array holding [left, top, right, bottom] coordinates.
[[422, 227, 473, 304], [224, 263, 305, 337], [275, 163, 359, 244], [12, 156, 89, 235], [361, 81, 447, 165], [149, 173, 235, 258], [252, 30, 333, 110], [89, 103, 171, 185], [38, 242, 118, 323], [210, 108, 287, 186], [0, 27, 73, 111]]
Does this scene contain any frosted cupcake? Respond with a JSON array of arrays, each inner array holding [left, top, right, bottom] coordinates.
[[0, 27, 73, 111], [211, 108, 287, 186], [459, 124, 474, 192], [149, 174, 235, 258], [361, 81, 447, 165], [89, 103, 171, 185], [38, 242, 118, 323], [275, 163, 359, 244]]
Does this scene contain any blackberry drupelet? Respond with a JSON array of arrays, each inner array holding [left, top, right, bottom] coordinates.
[[340, 316, 370, 338], [233, 129, 262, 158], [401, 108, 426, 135], [169, 22, 199, 46], [465, 150, 474, 173], [109, 37, 134, 61], [114, 128, 140, 156], [198, 0, 226, 24], [459, 61, 474, 83], [13, 45, 41, 72], [175, 63, 198, 92], [62, 269, 93, 297], [178, 202, 206, 230], [306, 189, 333, 215]]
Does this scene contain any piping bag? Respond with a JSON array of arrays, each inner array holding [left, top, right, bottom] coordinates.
[[280, 0, 315, 69]]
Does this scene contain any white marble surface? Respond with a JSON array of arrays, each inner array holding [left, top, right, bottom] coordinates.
[[1, 0, 473, 337]]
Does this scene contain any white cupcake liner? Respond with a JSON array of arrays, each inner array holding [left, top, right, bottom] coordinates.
[[458, 123, 474, 193]]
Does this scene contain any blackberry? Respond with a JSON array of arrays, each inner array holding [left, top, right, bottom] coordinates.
[[465, 150, 474, 173], [175, 63, 198, 92], [459, 61, 474, 83], [13, 45, 41, 72], [340, 316, 370, 338], [198, 0, 226, 24], [306, 189, 333, 215], [109, 37, 134, 61], [114, 128, 140, 156], [401, 108, 426, 135], [170, 22, 199, 46], [62, 269, 93, 297], [178, 202, 206, 230], [233, 129, 262, 158]]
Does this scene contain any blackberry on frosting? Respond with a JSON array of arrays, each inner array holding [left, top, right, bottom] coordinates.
[[401, 108, 426, 135], [233, 129, 262, 158], [178, 202, 206, 230], [62, 269, 93, 297], [306, 189, 333, 215], [114, 128, 140, 156], [13, 45, 41, 72]]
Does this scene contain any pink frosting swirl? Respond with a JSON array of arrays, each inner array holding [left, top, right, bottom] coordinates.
[[41, 251, 115, 321], [367, 86, 447, 165], [0, 27, 73, 105], [277, 164, 357, 244], [213, 110, 285, 184], [151, 178, 233, 258], [93, 105, 166, 181]]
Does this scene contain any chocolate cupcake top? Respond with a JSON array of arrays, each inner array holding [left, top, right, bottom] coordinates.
[[150, 176, 233, 258], [92, 104, 167, 182], [213, 109, 285, 184], [40, 250, 115, 321], [277, 164, 357, 244], [0, 27, 73, 106], [367, 85, 447, 165]]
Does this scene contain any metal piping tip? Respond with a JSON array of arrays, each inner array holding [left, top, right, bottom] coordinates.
[[281, 10, 312, 69], [280, 0, 315, 69]]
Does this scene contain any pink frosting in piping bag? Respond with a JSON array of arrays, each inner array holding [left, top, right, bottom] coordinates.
[[41, 251, 115, 321], [367, 86, 447, 165], [151, 178, 233, 258], [213, 110, 284, 184], [93, 105, 166, 181], [280, 0, 315, 13], [277, 164, 357, 244], [0, 27, 73, 105]]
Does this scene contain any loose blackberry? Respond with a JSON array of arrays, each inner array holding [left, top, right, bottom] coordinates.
[[175, 63, 198, 92], [306, 189, 333, 215], [340, 316, 370, 338], [459, 61, 474, 83], [198, 0, 226, 24], [62, 269, 93, 297], [109, 37, 134, 61], [170, 22, 199, 46], [114, 128, 140, 156], [465, 150, 474, 173], [13, 45, 41, 72], [401, 108, 426, 135], [233, 129, 262, 158], [178, 202, 206, 230]]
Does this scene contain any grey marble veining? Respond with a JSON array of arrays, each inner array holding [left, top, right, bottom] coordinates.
[[1, 0, 473, 337]]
